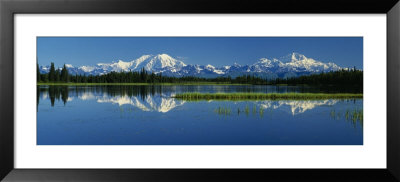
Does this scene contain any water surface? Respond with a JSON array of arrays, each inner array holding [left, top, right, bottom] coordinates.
[[37, 85, 363, 145]]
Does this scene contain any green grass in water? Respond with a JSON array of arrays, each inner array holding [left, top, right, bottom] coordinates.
[[173, 92, 363, 100], [331, 108, 363, 128], [215, 104, 264, 117]]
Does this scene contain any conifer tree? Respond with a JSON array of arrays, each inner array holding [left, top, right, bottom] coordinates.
[[61, 64, 69, 82], [48, 62, 56, 82], [37, 63, 41, 82], [55, 69, 60, 82]]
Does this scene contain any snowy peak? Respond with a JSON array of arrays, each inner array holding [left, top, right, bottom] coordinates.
[[254, 58, 281, 67], [39, 53, 344, 78], [263, 52, 341, 73], [288, 53, 318, 65], [205, 64, 215, 70], [130, 54, 152, 70], [144, 54, 186, 71], [114, 60, 132, 70], [279, 52, 308, 63], [291, 52, 308, 62], [75, 54, 188, 74], [80, 66, 95, 72], [65, 64, 74, 68]]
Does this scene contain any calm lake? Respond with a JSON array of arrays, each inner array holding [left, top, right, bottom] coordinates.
[[37, 85, 363, 145]]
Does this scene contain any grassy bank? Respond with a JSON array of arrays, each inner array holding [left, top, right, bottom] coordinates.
[[37, 82, 250, 86], [173, 92, 363, 100]]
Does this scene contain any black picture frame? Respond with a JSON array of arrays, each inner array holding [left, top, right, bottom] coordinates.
[[1, 0, 399, 181]]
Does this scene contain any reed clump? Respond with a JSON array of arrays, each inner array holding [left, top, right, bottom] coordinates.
[[330, 108, 363, 128], [214, 106, 231, 115]]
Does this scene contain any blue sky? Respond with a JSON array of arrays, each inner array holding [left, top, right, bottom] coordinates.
[[37, 37, 363, 69]]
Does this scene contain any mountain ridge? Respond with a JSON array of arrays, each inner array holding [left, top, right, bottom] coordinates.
[[39, 53, 344, 78]]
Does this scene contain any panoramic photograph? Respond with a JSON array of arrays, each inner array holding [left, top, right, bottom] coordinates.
[[37, 37, 363, 145]]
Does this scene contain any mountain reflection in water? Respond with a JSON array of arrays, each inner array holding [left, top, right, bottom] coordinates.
[[37, 85, 359, 115]]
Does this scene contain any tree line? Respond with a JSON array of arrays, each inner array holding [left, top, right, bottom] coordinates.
[[37, 63, 362, 86], [269, 68, 362, 86], [37, 63, 69, 82]]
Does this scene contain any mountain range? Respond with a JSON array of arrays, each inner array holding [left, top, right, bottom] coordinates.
[[39, 53, 343, 78]]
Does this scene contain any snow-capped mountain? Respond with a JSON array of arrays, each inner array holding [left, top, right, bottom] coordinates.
[[278, 53, 341, 73], [94, 54, 187, 74], [39, 53, 342, 78]]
